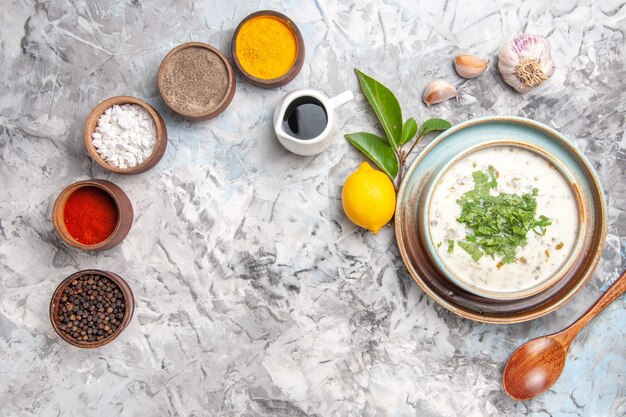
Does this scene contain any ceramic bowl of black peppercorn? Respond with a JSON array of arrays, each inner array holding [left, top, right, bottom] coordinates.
[[49, 269, 134, 348]]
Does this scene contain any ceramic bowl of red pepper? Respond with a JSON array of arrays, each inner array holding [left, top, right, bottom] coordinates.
[[52, 179, 133, 251]]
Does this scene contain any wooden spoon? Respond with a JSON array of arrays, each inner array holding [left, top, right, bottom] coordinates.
[[502, 269, 626, 400]]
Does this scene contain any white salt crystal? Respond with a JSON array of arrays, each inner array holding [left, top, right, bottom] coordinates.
[[91, 103, 157, 168]]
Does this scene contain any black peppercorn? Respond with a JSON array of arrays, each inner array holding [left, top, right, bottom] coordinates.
[[55, 274, 126, 343]]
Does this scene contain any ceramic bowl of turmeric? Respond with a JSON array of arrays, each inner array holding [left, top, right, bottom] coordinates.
[[52, 179, 134, 251], [232, 10, 305, 88]]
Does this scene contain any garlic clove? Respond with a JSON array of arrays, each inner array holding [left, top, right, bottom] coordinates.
[[498, 33, 555, 93], [454, 54, 489, 79], [423, 80, 458, 106]]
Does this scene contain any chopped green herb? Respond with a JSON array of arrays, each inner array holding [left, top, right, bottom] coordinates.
[[437, 242, 442, 249], [447, 239, 455, 254], [458, 240, 483, 262], [455, 165, 552, 264]]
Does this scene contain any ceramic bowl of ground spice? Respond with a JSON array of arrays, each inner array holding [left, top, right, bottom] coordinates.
[[50, 269, 134, 348], [52, 179, 133, 251], [84, 96, 168, 175], [158, 42, 236, 120], [232, 10, 305, 88]]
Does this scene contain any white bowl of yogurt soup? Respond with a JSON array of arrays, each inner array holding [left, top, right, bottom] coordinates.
[[421, 142, 584, 300]]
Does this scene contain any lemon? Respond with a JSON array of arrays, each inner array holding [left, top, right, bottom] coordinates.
[[342, 162, 396, 234]]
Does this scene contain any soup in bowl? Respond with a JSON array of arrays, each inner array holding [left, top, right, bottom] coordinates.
[[421, 142, 584, 300]]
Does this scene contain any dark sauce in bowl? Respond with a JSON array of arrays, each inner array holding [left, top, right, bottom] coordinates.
[[282, 97, 327, 140]]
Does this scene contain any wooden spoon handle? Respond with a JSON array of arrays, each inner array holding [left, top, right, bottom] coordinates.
[[559, 270, 626, 342]]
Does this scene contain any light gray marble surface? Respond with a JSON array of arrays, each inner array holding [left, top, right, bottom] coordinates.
[[1, 0, 625, 416]]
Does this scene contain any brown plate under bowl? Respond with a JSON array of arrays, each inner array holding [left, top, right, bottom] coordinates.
[[53, 179, 134, 251], [158, 42, 236, 120], [395, 116, 607, 324], [49, 269, 134, 348], [231, 10, 305, 88], [84, 96, 168, 174]]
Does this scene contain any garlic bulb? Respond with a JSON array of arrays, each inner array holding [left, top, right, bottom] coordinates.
[[498, 34, 555, 93], [423, 80, 457, 106], [454, 54, 489, 79]]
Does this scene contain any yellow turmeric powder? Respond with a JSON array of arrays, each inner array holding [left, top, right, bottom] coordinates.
[[235, 16, 298, 80]]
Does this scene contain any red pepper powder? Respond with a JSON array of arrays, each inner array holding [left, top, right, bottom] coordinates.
[[63, 186, 118, 245]]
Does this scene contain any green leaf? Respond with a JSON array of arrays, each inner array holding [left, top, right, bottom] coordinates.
[[355, 69, 403, 149], [447, 239, 455, 254], [458, 240, 483, 262], [455, 165, 553, 265], [345, 132, 399, 179], [420, 118, 452, 137], [400, 118, 418, 145]]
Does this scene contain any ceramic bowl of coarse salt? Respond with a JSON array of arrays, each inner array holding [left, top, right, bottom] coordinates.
[[84, 96, 168, 174]]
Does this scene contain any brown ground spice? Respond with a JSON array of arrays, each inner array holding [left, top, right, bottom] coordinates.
[[160, 46, 229, 116]]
